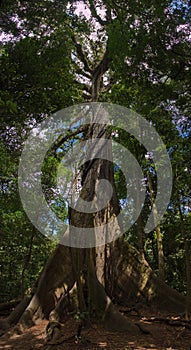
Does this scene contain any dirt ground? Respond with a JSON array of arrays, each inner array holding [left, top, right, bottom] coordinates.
[[0, 306, 190, 350]]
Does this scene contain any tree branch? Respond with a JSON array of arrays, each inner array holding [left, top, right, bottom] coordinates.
[[74, 80, 91, 94], [75, 67, 92, 80], [82, 92, 91, 100], [92, 45, 112, 100], [93, 46, 111, 78], [88, 0, 107, 26], [102, 0, 112, 22], [72, 35, 93, 74], [52, 125, 88, 153], [101, 78, 114, 93]]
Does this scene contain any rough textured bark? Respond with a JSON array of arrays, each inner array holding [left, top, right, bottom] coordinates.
[[4, 245, 75, 331], [66, 114, 138, 331], [108, 239, 190, 314]]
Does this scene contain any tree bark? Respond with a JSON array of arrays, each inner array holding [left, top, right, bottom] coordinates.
[[10, 245, 75, 331], [1, 236, 190, 335], [21, 227, 35, 298], [108, 239, 190, 313], [147, 171, 165, 281]]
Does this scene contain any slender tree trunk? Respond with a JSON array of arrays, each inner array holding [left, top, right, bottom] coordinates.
[[136, 182, 144, 255], [21, 227, 35, 298], [135, 123, 145, 256], [147, 171, 165, 281], [178, 204, 191, 318]]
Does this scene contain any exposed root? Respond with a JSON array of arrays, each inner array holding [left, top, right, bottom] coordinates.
[[0, 319, 11, 336], [103, 301, 141, 334]]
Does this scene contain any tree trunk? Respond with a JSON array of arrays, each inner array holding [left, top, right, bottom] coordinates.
[[147, 171, 165, 281], [67, 112, 140, 333], [178, 204, 191, 318], [21, 227, 35, 298]]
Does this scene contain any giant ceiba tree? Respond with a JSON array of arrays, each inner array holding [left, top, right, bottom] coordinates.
[[0, 0, 191, 342]]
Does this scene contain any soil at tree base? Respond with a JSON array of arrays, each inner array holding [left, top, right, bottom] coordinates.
[[0, 306, 190, 350]]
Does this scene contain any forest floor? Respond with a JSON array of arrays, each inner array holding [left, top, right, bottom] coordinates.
[[0, 305, 190, 350]]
